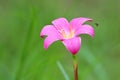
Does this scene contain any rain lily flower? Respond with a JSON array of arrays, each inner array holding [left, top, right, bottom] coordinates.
[[40, 17, 94, 55]]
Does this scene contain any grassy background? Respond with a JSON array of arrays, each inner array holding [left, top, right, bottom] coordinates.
[[0, 0, 120, 80]]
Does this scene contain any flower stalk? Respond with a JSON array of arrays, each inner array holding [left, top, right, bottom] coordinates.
[[73, 55, 78, 80], [40, 17, 94, 80]]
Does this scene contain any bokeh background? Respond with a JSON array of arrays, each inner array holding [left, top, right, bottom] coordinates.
[[0, 0, 120, 80]]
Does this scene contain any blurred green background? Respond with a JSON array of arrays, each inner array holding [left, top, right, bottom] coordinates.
[[0, 0, 120, 80]]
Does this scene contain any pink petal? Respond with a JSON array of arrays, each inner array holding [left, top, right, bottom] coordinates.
[[44, 36, 60, 49], [75, 24, 94, 37], [40, 25, 61, 49], [62, 37, 81, 55], [52, 18, 70, 32], [40, 25, 60, 38], [70, 17, 92, 30]]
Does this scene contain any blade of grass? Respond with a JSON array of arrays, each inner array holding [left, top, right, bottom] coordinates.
[[57, 61, 70, 80], [15, 6, 37, 80]]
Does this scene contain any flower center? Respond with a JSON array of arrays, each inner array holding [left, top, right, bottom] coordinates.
[[61, 30, 74, 39], [61, 25, 75, 39]]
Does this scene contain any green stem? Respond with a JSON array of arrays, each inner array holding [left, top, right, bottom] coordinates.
[[73, 55, 78, 80]]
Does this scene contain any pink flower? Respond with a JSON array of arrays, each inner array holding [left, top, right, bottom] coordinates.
[[40, 17, 94, 55]]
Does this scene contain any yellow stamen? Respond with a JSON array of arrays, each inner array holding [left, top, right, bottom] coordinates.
[[61, 25, 75, 39], [61, 30, 67, 38]]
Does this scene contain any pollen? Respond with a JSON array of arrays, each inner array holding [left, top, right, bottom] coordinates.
[[61, 25, 75, 39]]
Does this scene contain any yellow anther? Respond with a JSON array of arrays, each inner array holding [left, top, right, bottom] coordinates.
[[61, 25, 74, 39]]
